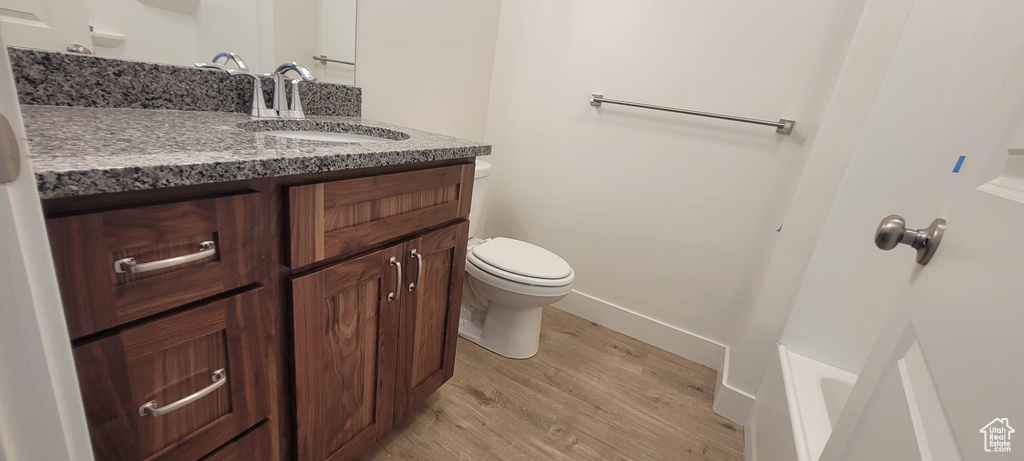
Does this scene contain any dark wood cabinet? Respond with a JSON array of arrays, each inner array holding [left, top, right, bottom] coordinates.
[[288, 164, 474, 268], [45, 159, 475, 461], [291, 221, 468, 461], [291, 245, 402, 461], [47, 193, 260, 339], [394, 221, 468, 421], [73, 288, 268, 461], [200, 423, 273, 461]]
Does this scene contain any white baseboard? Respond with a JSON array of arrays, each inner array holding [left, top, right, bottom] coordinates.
[[713, 347, 757, 425], [745, 421, 757, 461], [552, 290, 725, 371]]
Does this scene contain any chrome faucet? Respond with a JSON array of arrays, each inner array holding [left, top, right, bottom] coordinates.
[[195, 52, 247, 72], [212, 52, 248, 71], [272, 62, 317, 119], [195, 53, 272, 118]]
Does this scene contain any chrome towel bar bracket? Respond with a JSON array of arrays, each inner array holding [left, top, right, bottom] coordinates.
[[589, 93, 795, 135], [313, 55, 355, 66]]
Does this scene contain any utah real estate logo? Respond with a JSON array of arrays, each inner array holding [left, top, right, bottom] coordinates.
[[980, 418, 1014, 453]]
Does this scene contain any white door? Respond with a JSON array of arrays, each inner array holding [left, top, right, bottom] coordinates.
[[0, 0, 90, 51], [820, 1, 1024, 460], [0, 27, 92, 461]]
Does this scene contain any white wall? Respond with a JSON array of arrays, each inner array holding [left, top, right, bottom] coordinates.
[[265, 0, 316, 73], [721, 0, 917, 407], [314, 0, 357, 85], [0, 0, 91, 52], [356, 0, 502, 141], [481, 0, 865, 369], [85, 0, 262, 70], [83, 0, 355, 82]]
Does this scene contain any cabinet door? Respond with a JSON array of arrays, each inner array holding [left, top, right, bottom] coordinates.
[[291, 245, 402, 461], [73, 288, 268, 461], [394, 221, 469, 421]]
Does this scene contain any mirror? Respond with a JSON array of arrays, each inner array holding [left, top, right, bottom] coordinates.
[[79, 0, 356, 85]]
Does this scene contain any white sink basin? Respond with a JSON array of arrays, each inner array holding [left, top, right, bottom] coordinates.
[[264, 130, 395, 143]]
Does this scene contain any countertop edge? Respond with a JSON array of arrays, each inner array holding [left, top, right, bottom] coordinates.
[[34, 145, 491, 200]]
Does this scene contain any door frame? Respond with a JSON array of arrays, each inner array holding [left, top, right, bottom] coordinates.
[[0, 29, 92, 461]]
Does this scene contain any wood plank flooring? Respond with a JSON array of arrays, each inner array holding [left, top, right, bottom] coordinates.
[[359, 307, 744, 460]]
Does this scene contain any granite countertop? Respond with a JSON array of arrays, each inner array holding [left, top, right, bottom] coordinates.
[[23, 106, 490, 199]]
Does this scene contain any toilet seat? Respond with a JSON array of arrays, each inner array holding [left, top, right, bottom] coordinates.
[[472, 237, 572, 279], [467, 238, 574, 288], [466, 258, 574, 298]]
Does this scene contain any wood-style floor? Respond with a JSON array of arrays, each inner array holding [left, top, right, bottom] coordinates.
[[359, 307, 744, 460]]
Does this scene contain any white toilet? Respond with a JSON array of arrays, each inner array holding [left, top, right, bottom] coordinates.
[[458, 160, 575, 359]]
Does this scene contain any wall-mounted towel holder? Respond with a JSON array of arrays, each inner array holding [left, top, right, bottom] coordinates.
[[589, 93, 795, 135]]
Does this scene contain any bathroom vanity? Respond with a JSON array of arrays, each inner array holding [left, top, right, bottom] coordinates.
[[17, 49, 489, 461]]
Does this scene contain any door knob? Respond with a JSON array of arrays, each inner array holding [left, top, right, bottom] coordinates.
[[874, 215, 946, 265], [65, 43, 93, 55], [0, 114, 20, 183]]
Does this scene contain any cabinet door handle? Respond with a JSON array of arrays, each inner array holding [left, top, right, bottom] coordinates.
[[115, 240, 216, 274], [138, 368, 226, 417], [409, 249, 423, 291], [388, 257, 402, 301]]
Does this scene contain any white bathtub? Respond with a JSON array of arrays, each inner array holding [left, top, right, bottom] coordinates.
[[750, 345, 858, 461]]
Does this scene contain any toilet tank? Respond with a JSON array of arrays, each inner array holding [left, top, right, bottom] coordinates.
[[469, 160, 492, 238]]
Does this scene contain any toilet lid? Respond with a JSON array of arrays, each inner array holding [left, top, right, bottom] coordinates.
[[470, 237, 573, 280]]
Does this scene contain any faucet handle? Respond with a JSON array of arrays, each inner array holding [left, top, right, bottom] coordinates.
[[242, 73, 273, 118], [227, 72, 274, 119], [193, 62, 272, 118], [289, 79, 305, 119]]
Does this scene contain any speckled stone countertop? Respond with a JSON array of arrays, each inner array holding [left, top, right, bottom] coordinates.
[[9, 47, 361, 117], [24, 106, 490, 199]]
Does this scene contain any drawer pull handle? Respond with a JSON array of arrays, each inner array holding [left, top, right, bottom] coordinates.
[[115, 240, 216, 274], [388, 257, 402, 301], [409, 249, 423, 291], [138, 368, 226, 417]]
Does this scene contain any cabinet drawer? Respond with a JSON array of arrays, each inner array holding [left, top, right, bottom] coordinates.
[[74, 288, 268, 461], [47, 193, 260, 339], [288, 164, 474, 268], [201, 423, 272, 461]]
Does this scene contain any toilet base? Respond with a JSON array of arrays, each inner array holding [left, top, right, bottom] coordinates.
[[458, 303, 542, 359]]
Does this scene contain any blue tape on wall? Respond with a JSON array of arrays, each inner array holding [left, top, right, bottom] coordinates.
[[953, 155, 966, 173]]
